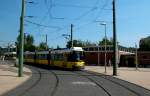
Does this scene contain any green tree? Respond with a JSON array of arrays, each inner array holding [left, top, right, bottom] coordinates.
[[25, 34, 34, 45], [24, 45, 36, 52], [99, 38, 113, 45], [83, 40, 96, 46], [66, 40, 84, 48], [66, 40, 96, 48], [37, 42, 48, 51], [0, 46, 2, 56], [16, 34, 35, 52], [56, 45, 61, 49], [139, 36, 150, 51]]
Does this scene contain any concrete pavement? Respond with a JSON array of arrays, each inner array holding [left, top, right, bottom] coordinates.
[[85, 66, 150, 90], [0, 60, 32, 96]]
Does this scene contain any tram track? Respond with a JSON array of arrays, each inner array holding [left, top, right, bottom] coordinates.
[[16, 66, 60, 96], [71, 71, 111, 96], [49, 70, 60, 96], [99, 74, 141, 96], [77, 70, 146, 96], [3, 63, 149, 96], [17, 67, 42, 96], [47, 69, 111, 96], [42, 69, 145, 96], [16, 65, 61, 96]]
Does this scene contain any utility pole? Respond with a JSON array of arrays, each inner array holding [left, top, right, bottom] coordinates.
[[46, 34, 48, 50], [104, 25, 107, 73], [112, 0, 117, 75], [7, 43, 10, 52], [19, 0, 25, 77], [101, 23, 107, 73], [71, 24, 73, 47], [135, 43, 138, 70], [97, 45, 100, 66]]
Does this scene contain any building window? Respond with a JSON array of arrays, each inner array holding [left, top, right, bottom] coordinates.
[[142, 56, 148, 59], [95, 47, 98, 51], [84, 48, 88, 51], [89, 48, 94, 51]]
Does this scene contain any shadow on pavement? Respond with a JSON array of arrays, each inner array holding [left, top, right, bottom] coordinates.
[[1, 65, 35, 96]]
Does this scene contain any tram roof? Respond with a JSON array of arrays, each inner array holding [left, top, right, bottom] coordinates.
[[51, 47, 83, 53], [24, 51, 35, 55], [4, 52, 16, 55], [36, 51, 49, 54], [70, 47, 84, 51]]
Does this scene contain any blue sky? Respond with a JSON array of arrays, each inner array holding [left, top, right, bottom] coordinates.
[[0, 0, 150, 48]]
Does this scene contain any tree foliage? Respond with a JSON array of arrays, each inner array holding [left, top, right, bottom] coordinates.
[[16, 34, 35, 52], [37, 42, 48, 51], [83, 40, 96, 46], [0, 46, 2, 56], [25, 35, 34, 45], [56, 45, 61, 49], [139, 36, 150, 51], [66, 40, 96, 48], [99, 38, 113, 45], [24, 44, 36, 52]]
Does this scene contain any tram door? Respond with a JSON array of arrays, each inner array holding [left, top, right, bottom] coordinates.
[[62, 53, 67, 68]]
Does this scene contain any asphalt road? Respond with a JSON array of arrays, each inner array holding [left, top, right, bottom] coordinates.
[[2, 65, 150, 96]]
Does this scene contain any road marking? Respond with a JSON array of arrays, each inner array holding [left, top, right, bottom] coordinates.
[[72, 81, 96, 86]]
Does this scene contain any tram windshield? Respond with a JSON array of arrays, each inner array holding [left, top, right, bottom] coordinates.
[[68, 51, 84, 62]]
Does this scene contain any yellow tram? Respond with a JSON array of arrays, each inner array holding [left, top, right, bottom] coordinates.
[[24, 47, 85, 70]]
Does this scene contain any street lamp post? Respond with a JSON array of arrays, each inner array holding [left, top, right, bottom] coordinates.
[[71, 24, 73, 47], [135, 43, 138, 70], [46, 34, 48, 50], [97, 44, 100, 66], [101, 23, 107, 73]]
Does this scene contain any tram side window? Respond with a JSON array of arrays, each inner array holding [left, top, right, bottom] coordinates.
[[39, 54, 47, 60], [102, 47, 105, 51], [54, 54, 57, 60], [37, 54, 41, 59], [55, 54, 59, 60], [45, 54, 48, 59], [50, 53, 63, 61], [110, 47, 113, 51], [53, 53, 63, 61], [39, 54, 42, 59], [81, 52, 85, 60], [24, 54, 28, 59], [36, 54, 39, 59], [30, 54, 34, 59], [51, 54, 54, 60], [51, 54, 56, 61], [106, 47, 109, 51], [25, 54, 34, 59], [59, 54, 63, 60], [42, 54, 46, 59], [47, 53, 51, 60]]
